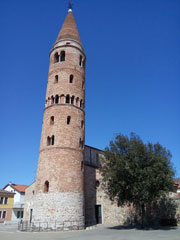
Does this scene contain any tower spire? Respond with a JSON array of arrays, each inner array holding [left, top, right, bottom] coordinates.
[[55, 7, 81, 45]]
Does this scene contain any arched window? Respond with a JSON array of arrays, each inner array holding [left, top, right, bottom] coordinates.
[[51, 135, 55, 145], [69, 75, 73, 83], [47, 135, 55, 146], [47, 136, 50, 146], [81, 120, 84, 128], [55, 95, 59, 104], [50, 116, 54, 125], [76, 97, 79, 107], [60, 51, 65, 62], [67, 116, 71, 125], [71, 96, 75, 104], [54, 53, 59, 63], [60, 95, 65, 104], [96, 180, 100, 188], [79, 55, 82, 66], [54, 75, 58, 83], [66, 95, 70, 104], [48, 97, 50, 106], [44, 181, 49, 193], [51, 96, 54, 105]]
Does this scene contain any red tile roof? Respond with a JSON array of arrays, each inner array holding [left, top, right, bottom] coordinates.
[[11, 184, 29, 193], [3, 184, 29, 193]]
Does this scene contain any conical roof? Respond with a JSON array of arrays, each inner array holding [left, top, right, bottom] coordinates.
[[56, 10, 81, 44]]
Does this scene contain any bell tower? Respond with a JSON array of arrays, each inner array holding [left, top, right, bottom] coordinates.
[[33, 8, 86, 228]]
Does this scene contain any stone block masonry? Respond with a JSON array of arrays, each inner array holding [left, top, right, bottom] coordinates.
[[32, 192, 84, 228]]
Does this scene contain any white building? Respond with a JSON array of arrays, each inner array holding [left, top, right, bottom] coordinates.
[[3, 183, 28, 222]]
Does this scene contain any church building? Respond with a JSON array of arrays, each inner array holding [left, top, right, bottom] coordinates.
[[24, 7, 131, 230]]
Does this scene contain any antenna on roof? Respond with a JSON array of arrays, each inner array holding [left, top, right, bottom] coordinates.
[[68, 1, 73, 12]]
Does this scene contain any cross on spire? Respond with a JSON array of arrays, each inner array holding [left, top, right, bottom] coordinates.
[[68, 1, 73, 12]]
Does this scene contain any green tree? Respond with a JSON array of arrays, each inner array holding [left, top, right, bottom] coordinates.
[[101, 133, 175, 227]]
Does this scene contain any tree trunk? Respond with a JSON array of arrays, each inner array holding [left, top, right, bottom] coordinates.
[[141, 203, 145, 228]]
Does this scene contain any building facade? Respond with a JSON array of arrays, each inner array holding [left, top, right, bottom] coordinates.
[[0, 189, 14, 222], [3, 183, 28, 222]]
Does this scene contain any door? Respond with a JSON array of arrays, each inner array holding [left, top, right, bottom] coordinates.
[[30, 209, 33, 223], [95, 205, 102, 224]]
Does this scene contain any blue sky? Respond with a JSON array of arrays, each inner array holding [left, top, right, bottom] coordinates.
[[0, 0, 179, 188]]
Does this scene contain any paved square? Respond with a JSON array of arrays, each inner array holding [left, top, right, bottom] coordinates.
[[0, 224, 180, 240]]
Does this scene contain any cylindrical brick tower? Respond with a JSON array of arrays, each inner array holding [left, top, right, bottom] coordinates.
[[33, 9, 86, 228]]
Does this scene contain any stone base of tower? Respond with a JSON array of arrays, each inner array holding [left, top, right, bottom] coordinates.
[[30, 192, 84, 230]]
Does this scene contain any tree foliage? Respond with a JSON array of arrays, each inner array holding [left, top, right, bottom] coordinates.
[[101, 133, 175, 226]]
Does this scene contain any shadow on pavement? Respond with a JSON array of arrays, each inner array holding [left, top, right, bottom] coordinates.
[[107, 224, 178, 231]]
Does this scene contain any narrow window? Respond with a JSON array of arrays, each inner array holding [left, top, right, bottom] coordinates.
[[21, 211, 24, 218], [67, 116, 71, 124], [79, 55, 82, 66], [96, 180, 100, 188], [51, 96, 54, 105], [44, 181, 49, 193], [54, 75, 58, 83], [76, 97, 79, 107], [0, 211, 2, 219], [66, 95, 70, 104], [0, 197, 3, 204], [54, 52, 59, 63], [51, 135, 55, 145], [48, 97, 50, 106], [55, 95, 59, 104], [60, 51, 65, 62], [80, 100, 83, 108], [17, 211, 20, 219], [50, 116, 54, 125], [69, 75, 73, 83], [81, 120, 84, 128], [81, 161, 84, 171], [2, 211, 6, 219], [60, 95, 65, 104], [47, 136, 50, 146], [4, 197, 8, 205], [71, 96, 75, 104]]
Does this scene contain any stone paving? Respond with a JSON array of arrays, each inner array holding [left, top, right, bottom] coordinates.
[[0, 224, 180, 240]]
